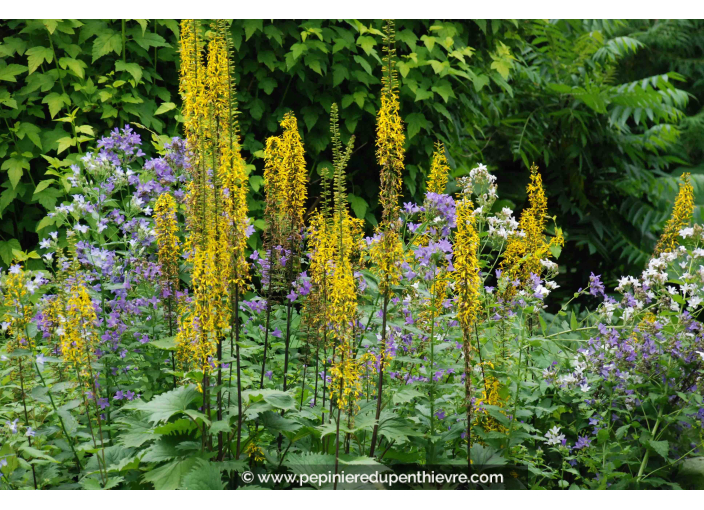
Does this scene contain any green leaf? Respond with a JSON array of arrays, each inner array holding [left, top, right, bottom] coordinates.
[[0, 239, 21, 265], [0, 64, 28, 82], [142, 457, 199, 490], [260, 411, 301, 433], [405, 112, 426, 140], [59, 57, 86, 79], [116, 61, 143, 82], [26, 46, 53, 74], [333, 64, 349, 87], [472, 74, 490, 92], [649, 440, 669, 460], [19, 445, 59, 463], [431, 80, 454, 103], [2, 157, 29, 188], [353, 55, 372, 76], [42, 92, 70, 118], [150, 336, 176, 350], [356, 35, 376, 56], [243, 20, 263, 41], [180, 459, 224, 490], [392, 388, 424, 405], [154, 102, 176, 116], [132, 32, 168, 51], [127, 385, 199, 424], [347, 193, 368, 219], [92, 32, 122, 62], [56, 136, 76, 155]]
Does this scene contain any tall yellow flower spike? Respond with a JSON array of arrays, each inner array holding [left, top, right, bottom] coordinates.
[[376, 20, 405, 227], [62, 275, 98, 376], [454, 198, 482, 332], [177, 21, 245, 375], [2, 263, 33, 352], [154, 193, 180, 295], [263, 112, 309, 246], [499, 164, 563, 292], [427, 141, 450, 195], [654, 172, 694, 256]]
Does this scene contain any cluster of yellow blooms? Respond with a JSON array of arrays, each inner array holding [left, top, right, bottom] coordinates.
[[454, 198, 482, 334], [2, 264, 33, 353], [176, 20, 250, 375], [653, 172, 694, 257], [499, 164, 563, 294], [154, 193, 180, 297], [375, 21, 405, 227], [427, 142, 450, 195], [245, 441, 265, 462], [264, 113, 308, 239], [475, 375, 508, 433], [62, 275, 98, 376]]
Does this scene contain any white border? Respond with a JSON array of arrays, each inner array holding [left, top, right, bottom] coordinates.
[[2, 1, 704, 19]]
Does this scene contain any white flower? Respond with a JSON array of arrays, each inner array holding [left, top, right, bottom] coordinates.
[[696, 351, 704, 362], [688, 296, 702, 309], [579, 383, 591, 393], [679, 227, 694, 239], [540, 259, 558, 271], [74, 223, 89, 234], [544, 426, 565, 446], [36, 354, 46, 366]]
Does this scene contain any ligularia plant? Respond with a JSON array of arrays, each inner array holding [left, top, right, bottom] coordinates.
[[0, 18, 702, 492]]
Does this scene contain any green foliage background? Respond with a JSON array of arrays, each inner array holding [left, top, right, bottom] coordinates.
[[1, 19, 703, 294]]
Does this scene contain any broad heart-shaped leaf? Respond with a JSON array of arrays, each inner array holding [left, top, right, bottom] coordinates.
[[80, 476, 124, 490], [142, 457, 199, 490], [260, 411, 301, 433], [285, 453, 390, 490], [127, 384, 199, 424], [284, 452, 336, 477], [150, 336, 176, 350], [180, 459, 224, 490], [86, 445, 135, 473], [470, 444, 507, 468], [392, 387, 425, 405]]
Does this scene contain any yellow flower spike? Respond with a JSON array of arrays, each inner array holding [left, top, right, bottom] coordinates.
[[654, 172, 694, 257], [376, 20, 405, 227], [263, 112, 309, 249], [427, 141, 450, 195], [154, 193, 180, 295], [177, 21, 250, 377], [62, 275, 98, 376], [2, 263, 33, 352], [454, 198, 482, 332], [499, 164, 563, 294]]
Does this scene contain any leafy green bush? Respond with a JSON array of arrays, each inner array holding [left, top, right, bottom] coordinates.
[[0, 19, 181, 266]]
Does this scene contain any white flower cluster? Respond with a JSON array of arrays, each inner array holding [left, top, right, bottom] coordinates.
[[486, 207, 521, 240], [544, 426, 565, 446], [458, 163, 498, 218]]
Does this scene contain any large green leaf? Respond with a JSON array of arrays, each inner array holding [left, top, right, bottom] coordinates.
[[127, 385, 200, 424]]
